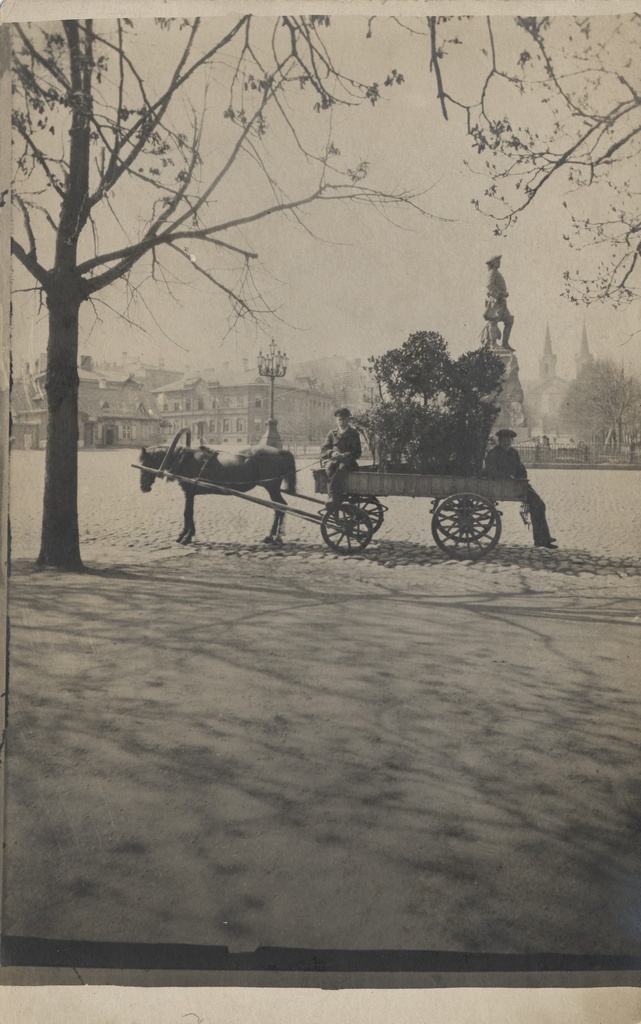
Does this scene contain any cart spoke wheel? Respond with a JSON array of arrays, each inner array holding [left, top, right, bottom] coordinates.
[[321, 504, 374, 554], [344, 495, 386, 534], [431, 492, 501, 560]]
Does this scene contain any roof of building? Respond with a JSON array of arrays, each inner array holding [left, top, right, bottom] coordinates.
[[11, 376, 47, 415], [32, 366, 141, 387], [151, 375, 213, 394], [152, 370, 332, 398], [79, 386, 159, 420]]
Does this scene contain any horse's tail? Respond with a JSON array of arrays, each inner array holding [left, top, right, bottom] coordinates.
[[281, 450, 297, 494]]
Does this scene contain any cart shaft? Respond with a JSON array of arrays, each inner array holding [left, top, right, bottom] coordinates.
[[132, 464, 323, 525]]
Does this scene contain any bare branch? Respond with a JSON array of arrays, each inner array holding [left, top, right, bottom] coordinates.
[[167, 241, 259, 321], [428, 17, 449, 121], [11, 237, 49, 287], [13, 192, 38, 259], [11, 117, 66, 198], [87, 17, 249, 208], [14, 24, 71, 93]]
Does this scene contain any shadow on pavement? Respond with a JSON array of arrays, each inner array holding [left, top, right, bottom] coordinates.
[[4, 556, 641, 967]]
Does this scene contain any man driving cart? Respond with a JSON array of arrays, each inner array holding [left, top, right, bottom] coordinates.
[[321, 408, 362, 511]]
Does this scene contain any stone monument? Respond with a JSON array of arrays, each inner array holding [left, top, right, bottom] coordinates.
[[481, 255, 527, 431]]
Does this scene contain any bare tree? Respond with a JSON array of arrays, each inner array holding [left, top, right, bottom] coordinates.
[[563, 359, 641, 445], [421, 14, 641, 306], [11, 16, 421, 569]]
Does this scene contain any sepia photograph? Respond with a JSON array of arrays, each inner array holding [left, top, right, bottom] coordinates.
[[1, 0, 641, 1013]]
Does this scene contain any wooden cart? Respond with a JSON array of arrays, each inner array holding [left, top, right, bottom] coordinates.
[[134, 431, 528, 560], [313, 467, 528, 560]]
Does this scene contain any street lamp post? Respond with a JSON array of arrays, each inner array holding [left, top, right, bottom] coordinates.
[[257, 339, 288, 448]]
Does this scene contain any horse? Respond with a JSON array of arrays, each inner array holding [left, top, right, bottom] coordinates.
[[138, 443, 297, 546]]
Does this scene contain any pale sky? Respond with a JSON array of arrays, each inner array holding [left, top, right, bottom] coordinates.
[[10, 14, 641, 384]]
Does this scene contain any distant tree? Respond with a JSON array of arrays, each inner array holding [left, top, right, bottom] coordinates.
[[422, 14, 641, 306], [353, 332, 504, 473], [10, 16, 421, 569], [562, 359, 641, 445]]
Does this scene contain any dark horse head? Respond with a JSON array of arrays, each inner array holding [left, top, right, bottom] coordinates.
[[138, 446, 166, 492]]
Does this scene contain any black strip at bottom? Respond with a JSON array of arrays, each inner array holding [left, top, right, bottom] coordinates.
[[3, 938, 641, 975]]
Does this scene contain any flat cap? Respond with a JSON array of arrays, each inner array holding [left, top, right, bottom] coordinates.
[[486, 255, 502, 265], [496, 428, 517, 438]]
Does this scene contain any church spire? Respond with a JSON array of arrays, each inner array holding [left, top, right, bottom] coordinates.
[[544, 322, 553, 353], [539, 322, 557, 381], [576, 321, 594, 376]]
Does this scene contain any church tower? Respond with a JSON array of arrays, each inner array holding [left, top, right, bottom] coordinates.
[[539, 323, 557, 381], [576, 322, 594, 376]]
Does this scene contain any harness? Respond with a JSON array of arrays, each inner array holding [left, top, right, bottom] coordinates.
[[158, 442, 305, 489]]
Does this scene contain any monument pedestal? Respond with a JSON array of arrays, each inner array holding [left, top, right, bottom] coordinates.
[[492, 345, 527, 432]]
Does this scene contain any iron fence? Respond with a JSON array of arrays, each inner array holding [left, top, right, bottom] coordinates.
[[516, 443, 641, 467]]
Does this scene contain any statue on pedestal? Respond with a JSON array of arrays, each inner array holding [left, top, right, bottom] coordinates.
[[482, 254, 514, 351], [479, 255, 526, 430]]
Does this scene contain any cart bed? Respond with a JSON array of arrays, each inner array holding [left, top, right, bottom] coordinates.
[[313, 468, 527, 503]]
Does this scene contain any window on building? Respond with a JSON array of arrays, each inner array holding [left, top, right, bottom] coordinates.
[[173, 402, 179, 411], [223, 419, 230, 433], [197, 398, 204, 411], [254, 419, 262, 432], [255, 399, 262, 408], [185, 400, 191, 411], [163, 402, 168, 412], [236, 418, 245, 433], [209, 419, 216, 432], [122, 423, 132, 440]]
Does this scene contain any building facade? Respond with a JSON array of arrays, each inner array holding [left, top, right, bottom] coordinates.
[[11, 355, 335, 451], [11, 356, 161, 449], [154, 372, 334, 448]]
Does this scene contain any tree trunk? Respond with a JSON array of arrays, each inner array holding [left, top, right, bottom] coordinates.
[[37, 288, 83, 570]]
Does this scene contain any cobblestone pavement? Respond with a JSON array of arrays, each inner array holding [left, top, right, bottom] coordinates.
[[9, 450, 641, 583]]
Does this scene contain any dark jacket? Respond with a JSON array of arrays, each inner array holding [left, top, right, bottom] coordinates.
[[484, 444, 528, 480], [321, 425, 362, 467]]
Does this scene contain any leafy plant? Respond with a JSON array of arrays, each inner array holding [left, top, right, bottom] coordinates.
[[354, 332, 504, 474]]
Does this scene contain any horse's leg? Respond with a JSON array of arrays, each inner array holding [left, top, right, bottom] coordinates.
[[176, 485, 188, 543], [264, 485, 285, 545], [179, 487, 196, 545], [273, 506, 285, 545]]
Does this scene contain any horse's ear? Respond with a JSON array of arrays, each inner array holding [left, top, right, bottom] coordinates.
[[141, 446, 147, 456]]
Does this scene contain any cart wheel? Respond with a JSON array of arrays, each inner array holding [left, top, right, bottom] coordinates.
[[345, 495, 386, 534], [431, 492, 501, 560], [321, 504, 374, 554]]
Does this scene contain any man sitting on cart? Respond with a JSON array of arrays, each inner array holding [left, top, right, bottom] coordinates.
[[484, 429, 558, 549], [321, 407, 362, 511]]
